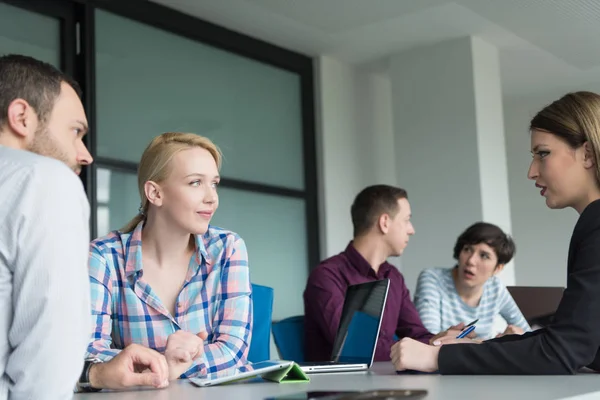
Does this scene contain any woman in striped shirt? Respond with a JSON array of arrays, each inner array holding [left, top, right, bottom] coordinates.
[[414, 222, 530, 340]]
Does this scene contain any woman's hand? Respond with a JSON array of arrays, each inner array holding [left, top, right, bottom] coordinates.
[[496, 325, 524, 338], [164, 331, 208, 380], [429, 322, 476, 345]]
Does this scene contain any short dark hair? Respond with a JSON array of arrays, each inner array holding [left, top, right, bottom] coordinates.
[[351, 185, 408, 237], [453, 222, 515, 265], [0, 54, 81, 128]]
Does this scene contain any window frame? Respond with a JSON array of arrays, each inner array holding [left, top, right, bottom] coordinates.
[[0, 0, 320, 271]]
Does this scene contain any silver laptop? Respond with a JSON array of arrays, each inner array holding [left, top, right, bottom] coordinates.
[[299, 279, 390, 374]]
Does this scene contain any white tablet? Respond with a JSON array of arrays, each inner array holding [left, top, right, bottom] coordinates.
[[189, 360, 294, 387]]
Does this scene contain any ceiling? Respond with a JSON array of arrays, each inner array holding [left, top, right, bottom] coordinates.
[[151, 0, 600, 98]]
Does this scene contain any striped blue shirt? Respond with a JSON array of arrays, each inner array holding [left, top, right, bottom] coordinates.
[[414, 267, 530, 339]]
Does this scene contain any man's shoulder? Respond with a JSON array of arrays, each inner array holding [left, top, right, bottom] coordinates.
[[0, 147, 88, 226], [306, 252, 350, 288], [0, 146, 73, 173], [33, 157, 83, 191], [0, 145, 50, 167], [313, 252, 349, 274], [0, 147, 84, 194]]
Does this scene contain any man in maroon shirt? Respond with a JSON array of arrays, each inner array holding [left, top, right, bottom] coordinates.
[[303, 185, 464, 362]]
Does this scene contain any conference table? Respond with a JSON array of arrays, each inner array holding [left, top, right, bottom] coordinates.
[[74, 362, 600, 399]]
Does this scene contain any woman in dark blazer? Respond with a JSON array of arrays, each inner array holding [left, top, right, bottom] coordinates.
[[391, 91, 600, 374]]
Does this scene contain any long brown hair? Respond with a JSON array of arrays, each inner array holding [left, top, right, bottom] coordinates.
[[530, 91, 600, 185], [120, 132, 222, 233]]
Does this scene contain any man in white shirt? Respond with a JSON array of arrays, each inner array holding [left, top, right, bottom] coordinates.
[[0, 54, 169, 399]]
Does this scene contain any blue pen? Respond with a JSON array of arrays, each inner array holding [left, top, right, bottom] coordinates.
[[456, 324, 476, 339]]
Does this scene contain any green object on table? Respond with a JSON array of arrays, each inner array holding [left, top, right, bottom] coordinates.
[[262, 362, 310, 383]]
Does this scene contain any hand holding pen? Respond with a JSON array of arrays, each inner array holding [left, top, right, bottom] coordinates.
[[432, 319, 482, 346], [429, 319, 478, 345], [456, 319, 478, 339]]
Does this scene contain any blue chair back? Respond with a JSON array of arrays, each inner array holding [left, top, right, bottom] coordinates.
[[247, 283, 273, 363], [272, 315, 305, 362]]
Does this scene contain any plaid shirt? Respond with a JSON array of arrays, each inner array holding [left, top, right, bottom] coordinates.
[[85, 221, 252, 378]]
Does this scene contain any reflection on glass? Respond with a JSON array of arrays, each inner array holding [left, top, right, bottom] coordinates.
[[95, 9, 304, 189], [211, 187, 308, 320], [0, 2, 59, 67], [332, 280, 389, 364], [95, 168, 138, 237]]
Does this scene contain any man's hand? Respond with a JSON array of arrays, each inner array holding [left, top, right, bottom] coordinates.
[[164, 331, 208, 380], [496, 324, 524, 338], [390, 338, 440, 372], [429, 322, 476, 345], [89, 344, 169, 390]]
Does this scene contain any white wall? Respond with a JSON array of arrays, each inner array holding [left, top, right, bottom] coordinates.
[[390, 38, 475, 294], [390, 37, 515, 294], [316, 56, 396, 260], [471, 37, 515, 285], [504, 92, 580, 287], [316, 51, 587, 296]]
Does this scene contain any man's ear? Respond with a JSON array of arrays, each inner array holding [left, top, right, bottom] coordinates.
[[583, 141, 596, 169], [144, 181, 163, 207], [378, 214, 390, 234], [493, 263, 505, 275], [6, 98, 36, 139]]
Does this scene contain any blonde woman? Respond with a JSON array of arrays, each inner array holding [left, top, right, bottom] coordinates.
[[84, 132, 252, 390], [392, 91, 600, 375]]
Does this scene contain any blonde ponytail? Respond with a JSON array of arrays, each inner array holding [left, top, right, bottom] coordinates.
[[120, 214, 145, 233]]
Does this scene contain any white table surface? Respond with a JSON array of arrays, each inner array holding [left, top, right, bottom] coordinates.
[[74, 362, 600, 400]]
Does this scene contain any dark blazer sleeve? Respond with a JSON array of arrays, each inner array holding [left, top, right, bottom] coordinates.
[[438, 227, 600, 375]]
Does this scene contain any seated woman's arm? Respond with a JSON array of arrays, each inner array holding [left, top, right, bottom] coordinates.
[[413, 269, 443, 335], [497, 283, 531, 334], [182, 236, 252, 378]]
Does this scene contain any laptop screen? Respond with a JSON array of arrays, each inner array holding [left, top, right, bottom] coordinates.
[[330, 279, 390, 365]]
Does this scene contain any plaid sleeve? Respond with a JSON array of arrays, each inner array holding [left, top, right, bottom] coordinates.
[[85, 243, 121, 362], [183, 237, 252, 378]]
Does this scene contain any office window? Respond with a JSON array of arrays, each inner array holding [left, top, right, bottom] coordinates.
[[0, 2, 59, 66], [95, 10, 304, 190], [93, 9, 316, 320], [0, 0, 318, 323], [96, 168, 138, 237], [211, 188, 309, 320]]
